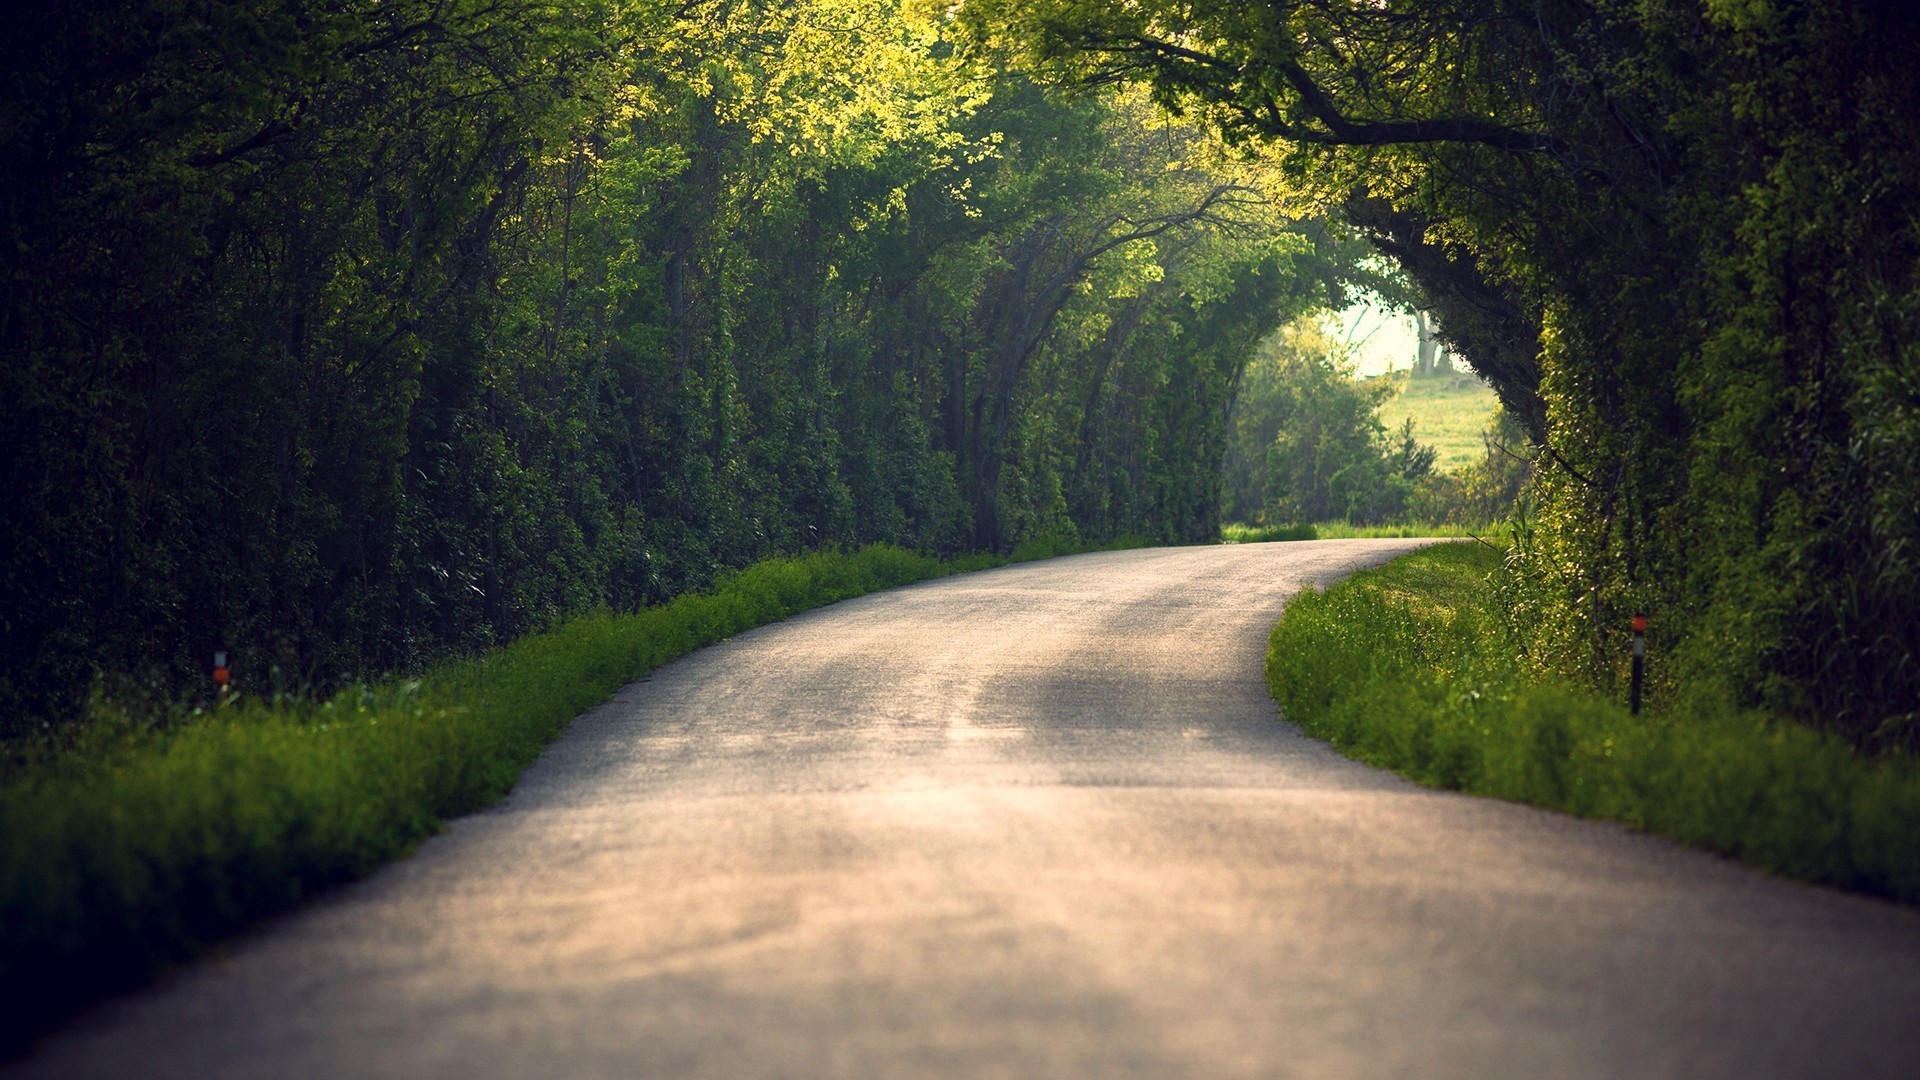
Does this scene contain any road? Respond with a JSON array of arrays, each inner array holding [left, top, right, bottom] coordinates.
[[12, 541, 1920, 1078]]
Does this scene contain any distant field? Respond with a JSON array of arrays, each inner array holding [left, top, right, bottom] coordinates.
[[1375, 373, 1499, 472]]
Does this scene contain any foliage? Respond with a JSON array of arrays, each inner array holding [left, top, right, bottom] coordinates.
[[971, 0, 1920, 748], [1268, 542, 1920, 903], [1403, 407, 1535, 527], [0, 0, 1366, 738], [1220, 315, 1523, 527], [0, 542, 1012, 1051], [1222, 317, 1409, 524]]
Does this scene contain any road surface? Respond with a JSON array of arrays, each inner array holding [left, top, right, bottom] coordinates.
[[12, 541, 1920, 1078]]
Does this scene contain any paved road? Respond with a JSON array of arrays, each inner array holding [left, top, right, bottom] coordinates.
[[12, 541, 1920, 1078]]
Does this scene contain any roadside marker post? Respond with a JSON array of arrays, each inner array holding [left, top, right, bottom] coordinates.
[[1630, 615, 1646, 715]]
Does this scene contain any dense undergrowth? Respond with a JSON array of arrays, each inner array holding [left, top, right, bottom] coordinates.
[[0, 542, 1043, 1051], [1268, 542, 1920, 902]]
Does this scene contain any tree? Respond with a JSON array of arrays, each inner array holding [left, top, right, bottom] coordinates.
[[0, 0, 1350, 734], [1412, 311, 1451, 380], [1222, 317, 1422, 526], [966, 0, 1920, 745]]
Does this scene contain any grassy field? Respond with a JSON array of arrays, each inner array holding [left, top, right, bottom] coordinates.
[[1374, 372, 1499, 472], [1267, 542, 1920, 902]]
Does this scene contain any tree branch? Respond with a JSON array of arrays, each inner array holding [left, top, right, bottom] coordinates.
[[1079, 31, 1572, 158], [187, 118, 296, 168]]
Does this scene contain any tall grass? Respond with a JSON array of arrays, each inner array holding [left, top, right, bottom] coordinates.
[[1267, 542, 1920, 901], [0, 543, 1002, 1050]]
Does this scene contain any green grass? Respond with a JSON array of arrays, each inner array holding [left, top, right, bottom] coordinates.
[[1221, 521, 1488, 543], [1267, 542, 1920, 901], [0, 542, 1030, 1050], [1008, 531, 1153, 561], [1376, 373, 1499, 472]]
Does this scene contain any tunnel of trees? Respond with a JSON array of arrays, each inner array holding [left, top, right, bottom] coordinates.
[[975, 0, 1920, 749], [4, 0, 1918, 752], [0, 0, 1367, 732]]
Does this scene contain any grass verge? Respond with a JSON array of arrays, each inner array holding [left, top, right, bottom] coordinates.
[[1222, 521, 1489, 543], [0, 542, 1020, 1050], [1267, 541, 1920, 902]]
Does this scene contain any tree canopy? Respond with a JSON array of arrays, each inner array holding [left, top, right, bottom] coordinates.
[[964, 0, 1920, 746], [5, 0, 1914, 749], [0, 0, 1370, 733]]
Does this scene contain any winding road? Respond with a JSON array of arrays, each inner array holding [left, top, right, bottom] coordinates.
[[12, 541, 1920, 1078]]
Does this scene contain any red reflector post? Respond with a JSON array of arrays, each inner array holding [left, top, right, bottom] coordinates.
[[1629, 617, 1646, 714]]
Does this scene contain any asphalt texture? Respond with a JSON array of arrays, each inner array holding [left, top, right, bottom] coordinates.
[[11, 540, 1920, 1079]]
